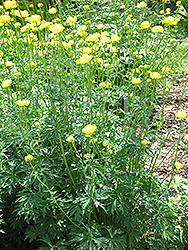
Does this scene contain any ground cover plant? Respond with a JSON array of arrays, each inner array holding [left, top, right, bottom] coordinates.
[[0, 0, 187, 249]]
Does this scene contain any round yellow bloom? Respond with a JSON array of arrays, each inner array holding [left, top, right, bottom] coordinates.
[[82, 124, 97, 137], [103, 140, 109, 147], [17, 99, 30, 107], [0, 14, 11, 24], [152, 172, 156, 177], [100, 36, 110, 43], [150, 72, 161, 79], [3, 0, 17, 9], [132, 78, 141, 84], [49, 24, 64, 34], [176, 1, 181, 5], [111, 34, 121, 42], [140, 21, 151, 29], [151, 26, 164, 33], [38, 3, 43, 8], [66, 16, 77, 25], [96, 23, 104, 29], [25, 154, 33, 162], [30, 61, 37, 66], [66, 135, 74, 142], [162, 66, 170, 72], [166, 8, 171, 12], [160, 10, 165, 14], [163, 16, 176, 25], [5, 61, 13, 67], [185, 67, 188, 74], [83, 5, 89, 10], [49, 7, 57, 14], [137, 1, 147, 7], [77, 25, 87, 32], [120, 5, 126, 9], [175, 162, 183, 169], [14, 22, 21, 28], [1, 79, 12, 88], [26, 15, 41, 23], [184, 134, 188, 140], [110, 46, 118, 52], [77, 54, 92, 64], [80, 47, 92, 54], [141, 139, 148, 145], [175, 110, 187, 119], [96, 57, 103, 63]]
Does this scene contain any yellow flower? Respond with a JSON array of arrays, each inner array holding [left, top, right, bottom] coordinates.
[[120, 5, 126, 9], [82, 124, 97, 137], [86, 33, 100, 42], [66, 16, 77, 25], [16, 99, 30, 106], [176, 1, 181, 5], [110, 46, 118, 52], [66, 135, 74, 142], [0, 14, 11, 24], [166, 8, 171, 12], [175, 110, 187, 119], [103, 140, 109, 147], [38, 3, 43, 8], [80, 47, 92, 54], [83, 5, 89, 10], [100, 36, 110, 43], [29, 3, 33, 7], [175, 162, 183, 169], [162, 66, 170, 72], [96, 23, 104, 29], [25, 154, 33, 162], [163, 16, 176, 25], [132, 78, 141, 84], [111, 34, 121, 42], [1, 79, 12, 88], [30, 61, 37, 66], [185, 67, 188, 74], [26, 15, 41, 23], [160, 10, 165, 14], [34, 122, 40, 127], [49, 24, 64, 34], [49, 7, 57, 14], [137, 1, 147, 7], [151, 26, 164, 33], [84, 153, 91, 159], [170, 100, 174, 104], [152, 172, 156, 177], [3, 0, 17, 9], [140, 21, 151, 29], [5, 61, 13, 67], [14, 22, 21, 28], [77, 24, 87, 32], [77, 54, 92, 64], [141, 139, 148, 145], [150, 72, 161, 79], [184, 134, 188, 140]]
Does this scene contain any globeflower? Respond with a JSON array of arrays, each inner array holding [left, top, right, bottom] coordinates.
[[176, 1, 181, 5], [175, 162, 183, 169], [1, 79, 12, 88], [16, 99, 30, 107], [49, 7, 57, 14], [132, 78, 141, 84], [150, 72, 161, 79], [66, 135, 74, 142], [162, 66, 170, 72], [66, 16, 77, 25], [5, 61, 13, 67], [82, 124, 97, 137], [184, 134, 188, 140], [96, 23, 104, 29], [77, 54, 92, 64], [49, 24, 64, 34], [25, 154, 33, 162], [137, 1, 147, 7], [140, 21, 151, 29], [163, 16, 176, 25], [3, 0, 17, 9], [141, 139, 148, 145], [111, 34, 121, 42], [160, 10, 165, 14], [151, 26, 164, 33], [0, 14, 11, 24], [185, 67, 188, 74], [100, 36, 110, 43], [175, 110, 187, 119], [103, 140, 109, 147]]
